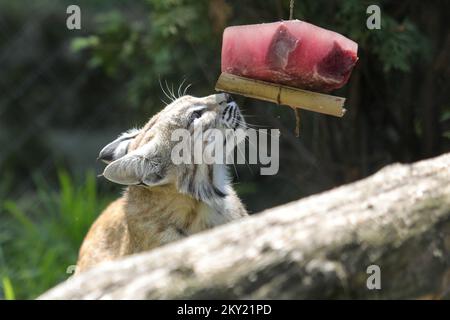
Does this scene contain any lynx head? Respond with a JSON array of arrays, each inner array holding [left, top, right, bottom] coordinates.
[[98, 93, 245, 206]]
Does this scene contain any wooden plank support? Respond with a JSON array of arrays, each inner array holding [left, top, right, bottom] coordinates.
[[215, 72, 346, 117]]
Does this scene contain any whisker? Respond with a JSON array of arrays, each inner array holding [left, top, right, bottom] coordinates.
[[236, 123, 251, 130], [225, 123, 253, 175], [177, 78, 186, 98], [160, 98, 170, 106], [164, 80, 175, 101], [255, 129, 272, 137], [159, 77, 174, 102], [234, 119, 253, 130], [223, 123, 239, 179], [235, 135, 253, 174], [230, 161, 239, 180], [236, 120, 273, 137], [244, 135, 257, 151], [183, 83, 192, 96], [236, 119, 273, 136], [239, 113, 267, 119], [238, 120, 270, 128], [171, 82, 176, 100]]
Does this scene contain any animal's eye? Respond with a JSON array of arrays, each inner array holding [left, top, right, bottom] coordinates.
[[188, 108, 205, 125], [192, 110, 203, 119]]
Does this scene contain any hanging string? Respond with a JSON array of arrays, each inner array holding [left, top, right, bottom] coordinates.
[[289, 0, 301, 137], [289, 0, 294, 20]]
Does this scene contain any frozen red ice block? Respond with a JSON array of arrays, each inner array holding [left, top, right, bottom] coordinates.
[[221, 20, 358, 92]]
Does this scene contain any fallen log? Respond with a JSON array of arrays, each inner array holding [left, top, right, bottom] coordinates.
[[40, 153, 450, 299]]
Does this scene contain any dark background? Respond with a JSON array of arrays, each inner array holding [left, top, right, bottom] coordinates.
[[0, 0, 448, 299]]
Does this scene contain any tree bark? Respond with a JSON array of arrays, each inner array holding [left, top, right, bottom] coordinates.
[[40, 153, 450, 299]]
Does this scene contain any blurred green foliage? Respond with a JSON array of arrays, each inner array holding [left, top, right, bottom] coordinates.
[[74, 0, 428, 108], [71, 0, 225, 109], [0, 171, 112, 299]]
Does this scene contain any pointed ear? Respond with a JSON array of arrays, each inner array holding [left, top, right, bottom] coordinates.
[[102, 143, 167, 187], [98, 129, 140, 164]]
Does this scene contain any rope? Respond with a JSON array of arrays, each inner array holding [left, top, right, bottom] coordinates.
[[289, 0, 301, 137], [289, 0, 294, 20]]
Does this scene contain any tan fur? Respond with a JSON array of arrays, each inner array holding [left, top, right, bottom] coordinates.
[[76, 93, 248, 274]]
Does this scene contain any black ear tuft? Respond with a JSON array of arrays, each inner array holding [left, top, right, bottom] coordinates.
[[98, 129, 139, 164]]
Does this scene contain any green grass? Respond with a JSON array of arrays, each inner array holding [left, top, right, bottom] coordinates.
[[0, 170, 114, 299]]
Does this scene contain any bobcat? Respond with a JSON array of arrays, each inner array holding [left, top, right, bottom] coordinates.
[[76, 93, 248, 273]]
